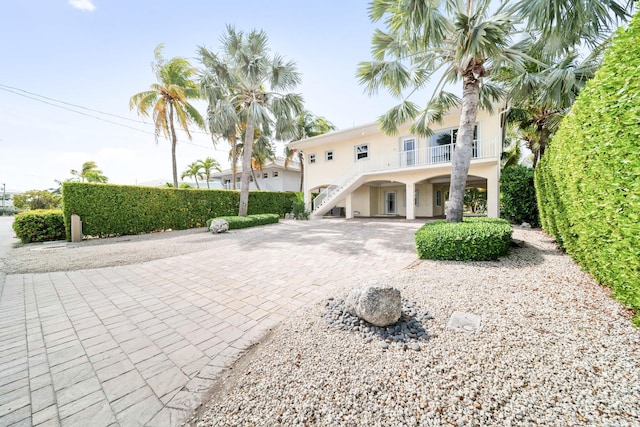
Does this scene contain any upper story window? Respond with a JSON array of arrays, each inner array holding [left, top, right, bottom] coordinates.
[[355, 144, 369, 160], [325, 150, 334, 161], [430, 125, 478, 147], [309, 154, 316, 164], [262, 172, 268, 179], [272, 171, 279, 177]]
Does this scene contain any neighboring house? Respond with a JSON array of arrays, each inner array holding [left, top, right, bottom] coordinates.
[[287, 107, 504, 219], [209, 157, 301, 192]]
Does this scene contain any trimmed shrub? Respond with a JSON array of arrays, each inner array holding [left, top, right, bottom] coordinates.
[[500, 166, 539, 227], [207, 214, 279, 230], [13, 210, 65, 243], [535, 13, 640, 324], [415, 217, 513, 261], [62, 182, 297, 240]]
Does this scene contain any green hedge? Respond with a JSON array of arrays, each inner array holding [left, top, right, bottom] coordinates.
[[62, 182, 298, 240], [13, 210, 65, 243], [535, 13, 640, 324], [415, 217, 513, 261], [501, 166, 539, 227], [207, 214, 279, 230]]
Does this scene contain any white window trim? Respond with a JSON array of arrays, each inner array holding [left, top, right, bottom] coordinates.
[[309, 153, 317, 164], [325, 150, 334, 161], [436, 190, 442, 207], [272, 171, 279, 177], [355, 144, 369, 161]]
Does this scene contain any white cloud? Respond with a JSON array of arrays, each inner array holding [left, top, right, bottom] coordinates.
[[68, 0, 96, 12]]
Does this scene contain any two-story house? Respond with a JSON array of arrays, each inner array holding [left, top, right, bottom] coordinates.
[[210, 157, 302, 192], [287, 107, 504, 219]]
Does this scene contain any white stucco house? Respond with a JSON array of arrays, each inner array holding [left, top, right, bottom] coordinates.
[[210, 157, 302, 192], [287, 107, 505, 219]]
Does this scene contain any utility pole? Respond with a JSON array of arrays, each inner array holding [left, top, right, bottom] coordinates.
[[1, 183, 5, 216]]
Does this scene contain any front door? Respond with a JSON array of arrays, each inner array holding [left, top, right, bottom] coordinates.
[[385, 191, 397, 215]]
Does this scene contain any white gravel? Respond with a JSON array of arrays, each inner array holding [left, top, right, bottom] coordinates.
[[190, 229, 640, 427]]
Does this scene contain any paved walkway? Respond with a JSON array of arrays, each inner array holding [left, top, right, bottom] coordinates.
[[0, 219, 422, 427]]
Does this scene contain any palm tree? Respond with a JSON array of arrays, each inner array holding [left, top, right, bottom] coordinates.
[[196, 157, 222, 189], [358, 0, 527, 223], [285, 111, 336, 192], [181, 162, 203, 187], [250, 136, 276, 190], [199, 26, 304, 216], [130, 44, 205, 188], [71, 161, 108, 183]]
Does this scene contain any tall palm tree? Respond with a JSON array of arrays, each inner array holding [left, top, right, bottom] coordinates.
[[358, 0, 527, 222], [181, 162, 204, 187], [199, 26, 304, 216], [285, 111, 336, 192], [71, 161, 108, 183], [130, 44, 205, 188], [196, 157, 222, 189]]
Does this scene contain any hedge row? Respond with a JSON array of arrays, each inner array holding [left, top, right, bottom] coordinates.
[[535, 13, 640, 324], [13, 210, 65, 243], [62, 182, 298, 240], [207, 214, 279, 230], [415, 217, 513, 261], [500, 166, 539, 227]]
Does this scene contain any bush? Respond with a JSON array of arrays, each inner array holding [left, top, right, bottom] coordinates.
[[13, 210, 65, 243], [535, 13, 640, 324], [500, 166, 539, 227], [207, 214, 279, 230], [415, 217, 513, 261], [291, 198, 309, 220], [62, 182, 297, 240]]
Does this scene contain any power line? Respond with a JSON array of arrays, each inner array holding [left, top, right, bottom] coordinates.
[[0, 83, 227, 152]]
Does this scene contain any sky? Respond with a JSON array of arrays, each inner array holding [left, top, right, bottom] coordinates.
[[0, 0, 405, 192]]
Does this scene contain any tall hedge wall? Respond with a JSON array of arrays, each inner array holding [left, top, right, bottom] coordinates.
[[62, 182, 298, 240], [535, 13, 640, 323]]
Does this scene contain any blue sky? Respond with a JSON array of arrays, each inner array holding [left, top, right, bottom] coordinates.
[[0, 0, 402, 191]]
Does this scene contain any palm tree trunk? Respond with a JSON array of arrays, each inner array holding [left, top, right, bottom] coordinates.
[[205, 173, 210, 189], [298, 151, 304, 192], [239, 124, 255, 216], [251, 166, 261, 190], [230, 134, 238, 190], [169, 102, 179, 188], [447, 75, 481, 223]]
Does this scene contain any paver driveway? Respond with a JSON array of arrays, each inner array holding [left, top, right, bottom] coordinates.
[[0, 219, 422, 427]]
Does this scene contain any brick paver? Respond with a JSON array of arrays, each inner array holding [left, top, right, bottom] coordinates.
[[0, 219, 422, 426]]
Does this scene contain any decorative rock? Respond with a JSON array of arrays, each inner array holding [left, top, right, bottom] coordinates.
[[521, 222, 532, 228], [345, 283, 402, 327], [411, 343, 421, 351], [209, 219, 229, 234]]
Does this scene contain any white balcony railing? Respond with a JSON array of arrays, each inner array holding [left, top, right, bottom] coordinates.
[[312, 138, 498, 213]]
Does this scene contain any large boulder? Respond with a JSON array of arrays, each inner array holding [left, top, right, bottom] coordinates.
[[345, 282, 402, 327], [209, 219, 229, 234]]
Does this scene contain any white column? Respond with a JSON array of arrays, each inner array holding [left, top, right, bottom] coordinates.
[[487, 170, 500, 218], [346, 193, 353, 219], [405, 182, 415, 220]]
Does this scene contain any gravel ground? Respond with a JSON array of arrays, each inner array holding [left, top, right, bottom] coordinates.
[[3, 226, 231, 274], [190, 229, 640, 427]]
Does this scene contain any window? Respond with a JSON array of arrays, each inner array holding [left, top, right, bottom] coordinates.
[[436, 190, 442, 207], [272, 171, 279, 177], [325, 150, 334, 161], [415, 190, 419, 207], [309, 154, 316, 164], [262, 173, 268, 179], [355, 144, 369, 160]]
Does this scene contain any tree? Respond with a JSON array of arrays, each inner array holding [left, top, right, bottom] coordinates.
[[130, 44, 205, 188], [285, 111, 336, 192], [199, 26, 304, 216], [13, 190, 60, 210], [196, 157, 222, 189], [70, 161, 108, 183], [358, 0, 527, 222], [358, 0, 633, 222], [181, 162, 204, 187]]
